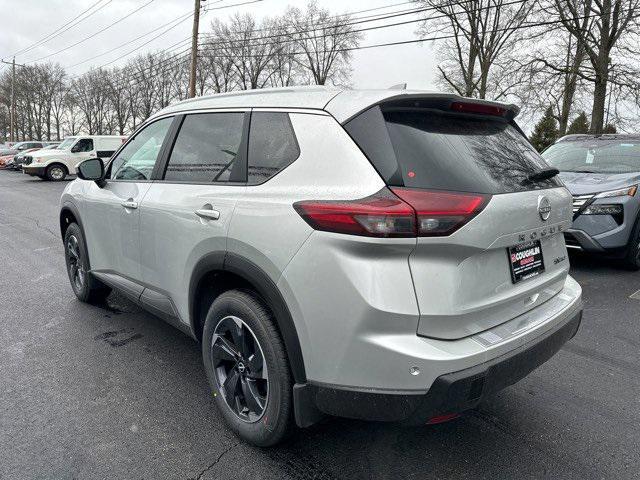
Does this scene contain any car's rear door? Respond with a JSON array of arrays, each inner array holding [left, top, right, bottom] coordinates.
[[138, 110, 249, 326], [82, 117, 175, 289]]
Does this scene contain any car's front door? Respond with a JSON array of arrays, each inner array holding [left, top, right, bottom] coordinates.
[[138, 111, 249, 325], [82, 117, 175, 287]]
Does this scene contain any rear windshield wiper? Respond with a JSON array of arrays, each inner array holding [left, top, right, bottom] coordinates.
[[522, 167, 560, 184]]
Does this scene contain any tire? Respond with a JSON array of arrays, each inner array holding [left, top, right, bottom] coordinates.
[[202, 289, 294, 447], [623, 217, 640, 270], [46, 163, 67, 181], [64, 223, 111, 303]]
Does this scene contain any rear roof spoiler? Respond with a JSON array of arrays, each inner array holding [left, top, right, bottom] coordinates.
[[329, 91, 520, 125]]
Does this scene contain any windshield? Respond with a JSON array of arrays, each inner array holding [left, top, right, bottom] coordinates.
[[543, 139, 640, 174], [58, 137, 76, 150]]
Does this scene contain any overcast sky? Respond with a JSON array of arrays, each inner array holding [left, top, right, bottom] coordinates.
[[0, 0, 438, 89]]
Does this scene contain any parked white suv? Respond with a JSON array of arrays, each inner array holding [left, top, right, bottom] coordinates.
[[23, 135, 125, 181], [59, 87, 583, 446]]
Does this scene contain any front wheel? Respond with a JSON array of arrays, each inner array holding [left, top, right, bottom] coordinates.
[[202, 289, 294, 447], [64, 223, 111, 303], [46, 163, 67, 181]]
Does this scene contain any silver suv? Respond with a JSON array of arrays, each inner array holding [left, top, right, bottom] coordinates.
[[60, 87, 583, 446]]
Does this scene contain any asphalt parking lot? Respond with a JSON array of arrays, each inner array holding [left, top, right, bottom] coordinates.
[[1, 170, 639, 480]]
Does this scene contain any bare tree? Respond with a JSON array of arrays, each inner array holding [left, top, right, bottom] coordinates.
[[416, 0, 535, 99], [285, 1, 361, 85], [210, 14, 281, 90], [551, 0, 640, 133]]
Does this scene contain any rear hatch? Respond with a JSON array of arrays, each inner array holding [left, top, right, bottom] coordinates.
[[344, 96, 573, 340]]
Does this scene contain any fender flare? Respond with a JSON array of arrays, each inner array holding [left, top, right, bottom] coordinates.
[[189, 252, 307, 384], [60, 202, 86, 244]]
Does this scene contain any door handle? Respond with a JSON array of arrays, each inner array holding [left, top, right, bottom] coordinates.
[[195, 208, 220, 220], [121, 200, 138, 209]]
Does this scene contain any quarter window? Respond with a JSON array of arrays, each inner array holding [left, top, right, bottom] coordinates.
[[164, 113, 245, 183], [109, 117, 173, 181], [248, 112, 299, 184]]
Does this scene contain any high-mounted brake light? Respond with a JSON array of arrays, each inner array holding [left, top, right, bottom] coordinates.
[[294, 188, 491, 238], [450, 101, 507, 117]]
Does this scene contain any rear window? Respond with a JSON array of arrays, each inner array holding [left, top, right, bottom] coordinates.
[[345, 105, 561, 194], [543, 139, 640, 174]]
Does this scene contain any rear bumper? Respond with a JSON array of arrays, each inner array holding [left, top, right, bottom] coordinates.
[[295, 308, 582, 426]]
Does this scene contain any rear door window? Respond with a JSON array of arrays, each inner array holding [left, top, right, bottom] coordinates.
[[247, 112, 299, 184], [164, 112, 245, 183], [345, 105, 560, 194]]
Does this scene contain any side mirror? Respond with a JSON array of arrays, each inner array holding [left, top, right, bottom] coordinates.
[[77, 158, 106, 187], [71, 145, 80, 153]]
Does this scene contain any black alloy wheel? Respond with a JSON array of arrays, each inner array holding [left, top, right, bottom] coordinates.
[[66, 234, 85, 293], [211, 315, 269, 422]]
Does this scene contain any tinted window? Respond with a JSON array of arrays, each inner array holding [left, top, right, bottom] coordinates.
[[75, 138, 94, 152], [543, 139, 640, 174], [110, 117, 173, 180], [248, 112, 299, 183], [164, 113, 244, 183], [346, 106, 560, 194]]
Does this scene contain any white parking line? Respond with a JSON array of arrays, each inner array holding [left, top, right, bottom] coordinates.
[[629, 290, 640, 300]]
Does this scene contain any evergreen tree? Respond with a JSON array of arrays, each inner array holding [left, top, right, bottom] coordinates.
[[567, 111, 590, 134], [530, 106, 559, 152]]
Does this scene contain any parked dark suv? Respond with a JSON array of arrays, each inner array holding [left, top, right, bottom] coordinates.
[[543, 134, 640, 268]]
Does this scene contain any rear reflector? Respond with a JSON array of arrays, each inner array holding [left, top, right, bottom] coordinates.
[[450, 101, 507, 117], [426, 413, 460, 425], [294, 188, 490, 237]]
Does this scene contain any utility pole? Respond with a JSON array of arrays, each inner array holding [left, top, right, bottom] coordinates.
[[189, 0, 205, 98], [1, 57, 25, 143]]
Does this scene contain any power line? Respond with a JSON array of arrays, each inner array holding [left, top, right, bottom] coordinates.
[[203, 3, 437, 45], [101, 1, 526, 92], [213, 1, 418, 36], [26, 0, 158, 64], [64, 0, 638, 94], [3, 0, 112, 60], [67, 12, 194, 75], [197, 2, 638, 61], [67, 0, 264, 76], [65, 11, 195, 70], [199, 0, 529, 53]]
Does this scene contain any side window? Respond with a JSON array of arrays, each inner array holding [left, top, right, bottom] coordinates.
[[109, 118, 173, 181], [248, 112, 299, 184], [164, 112, 244, 183], [74, 138, 94, 152]]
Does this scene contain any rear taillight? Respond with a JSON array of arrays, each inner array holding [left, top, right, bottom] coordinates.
[[293, 188, 415, 238], [391, 188, 490, 236], [294, 188, 490, 238]]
